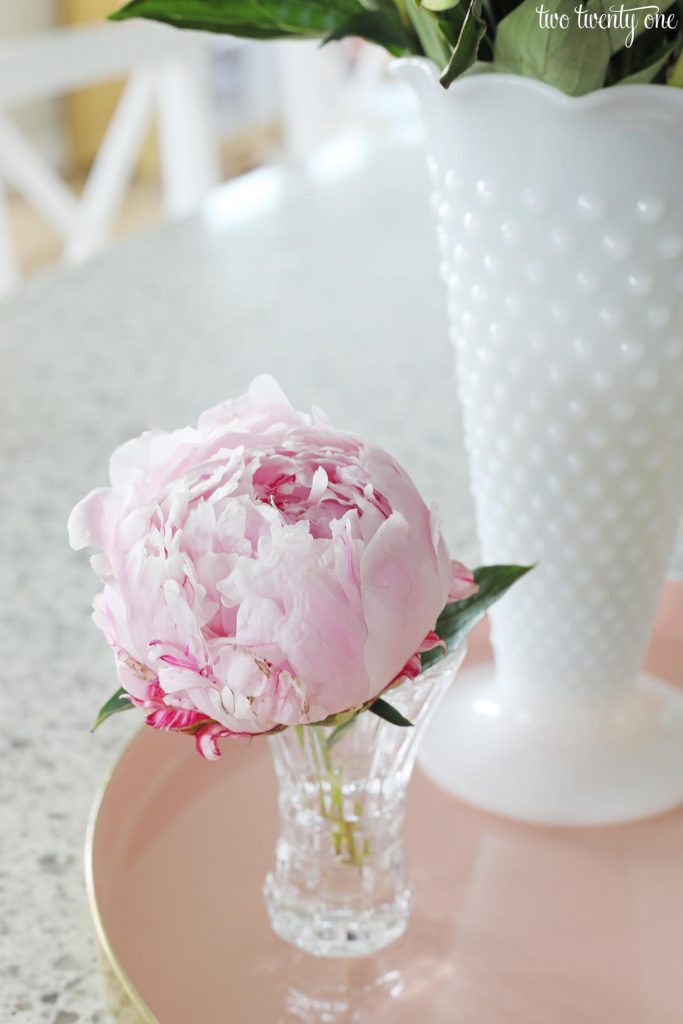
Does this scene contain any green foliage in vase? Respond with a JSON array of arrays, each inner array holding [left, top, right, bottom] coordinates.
[[110, 0, 682, 93]]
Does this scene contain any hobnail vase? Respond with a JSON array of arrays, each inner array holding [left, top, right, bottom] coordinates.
[[395, 59, 683, 826]]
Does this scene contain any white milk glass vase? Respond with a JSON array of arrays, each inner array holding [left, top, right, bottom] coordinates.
[[263, 646, 465, 957], [395, 59, 683, 826]]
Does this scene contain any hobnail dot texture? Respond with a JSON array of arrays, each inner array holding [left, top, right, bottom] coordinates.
[[426, 135, 683, 698]]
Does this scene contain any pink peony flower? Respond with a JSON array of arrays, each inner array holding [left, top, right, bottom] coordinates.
[[68, 376, 476, 758]]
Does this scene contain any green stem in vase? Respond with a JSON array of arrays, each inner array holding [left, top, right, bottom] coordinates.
[[311, 724, 367, 869]]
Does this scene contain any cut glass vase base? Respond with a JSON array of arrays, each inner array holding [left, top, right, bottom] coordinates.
[[263, 875, 410, 959]]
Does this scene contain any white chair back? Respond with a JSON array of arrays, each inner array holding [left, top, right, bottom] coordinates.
[[0, 21, 220, 296], [277, 40, 389, 162]]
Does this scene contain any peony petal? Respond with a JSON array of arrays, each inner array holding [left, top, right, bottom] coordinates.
[[67, 488, 120, 552], [360, 510, 444, 697], [449, 561, 478, 601], [69, 375, 468, 751], [278, 564, 371, 712]]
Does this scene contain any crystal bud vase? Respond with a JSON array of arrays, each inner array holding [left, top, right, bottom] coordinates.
[[395, 60, 683, 827], [263, 646, 465, 958]]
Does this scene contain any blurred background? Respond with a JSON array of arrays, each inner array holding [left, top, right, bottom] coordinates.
[[0, 1, 413, 296]]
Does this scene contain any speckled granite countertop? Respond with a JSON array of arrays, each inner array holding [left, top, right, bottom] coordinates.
[[0, 137, 477, 1023]]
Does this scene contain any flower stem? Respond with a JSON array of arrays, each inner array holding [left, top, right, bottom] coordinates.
[[311, 725, 367, 869]]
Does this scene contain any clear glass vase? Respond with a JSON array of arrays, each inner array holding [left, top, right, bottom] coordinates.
[[263, 646, 465, 958]]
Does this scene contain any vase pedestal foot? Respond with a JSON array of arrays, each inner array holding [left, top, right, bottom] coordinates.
[[418, 663, 683, 827], [263, 871, 410, 959]]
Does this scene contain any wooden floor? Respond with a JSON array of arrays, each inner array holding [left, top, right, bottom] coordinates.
[[8, 176, 164, 278]]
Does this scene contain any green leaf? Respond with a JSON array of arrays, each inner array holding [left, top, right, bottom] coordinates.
[[494, 0, 612, 95], [325, 8, 415, 53], [670, 48, 683, 87], [421, 563, 533, 670], [440, 0, 487, 85], [618, 39, 678, 84], [368, 698, 414, 727], [110, 0, 361, 38], [92, 686, 134, 732], [405, 0, 452, 63], [602, 0, 677, 56]]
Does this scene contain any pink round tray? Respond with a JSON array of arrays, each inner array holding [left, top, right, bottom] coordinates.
[[87, 584, 683, 1024]]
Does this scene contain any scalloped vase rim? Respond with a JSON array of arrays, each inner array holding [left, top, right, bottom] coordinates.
[[390, 55, 683, 110]]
